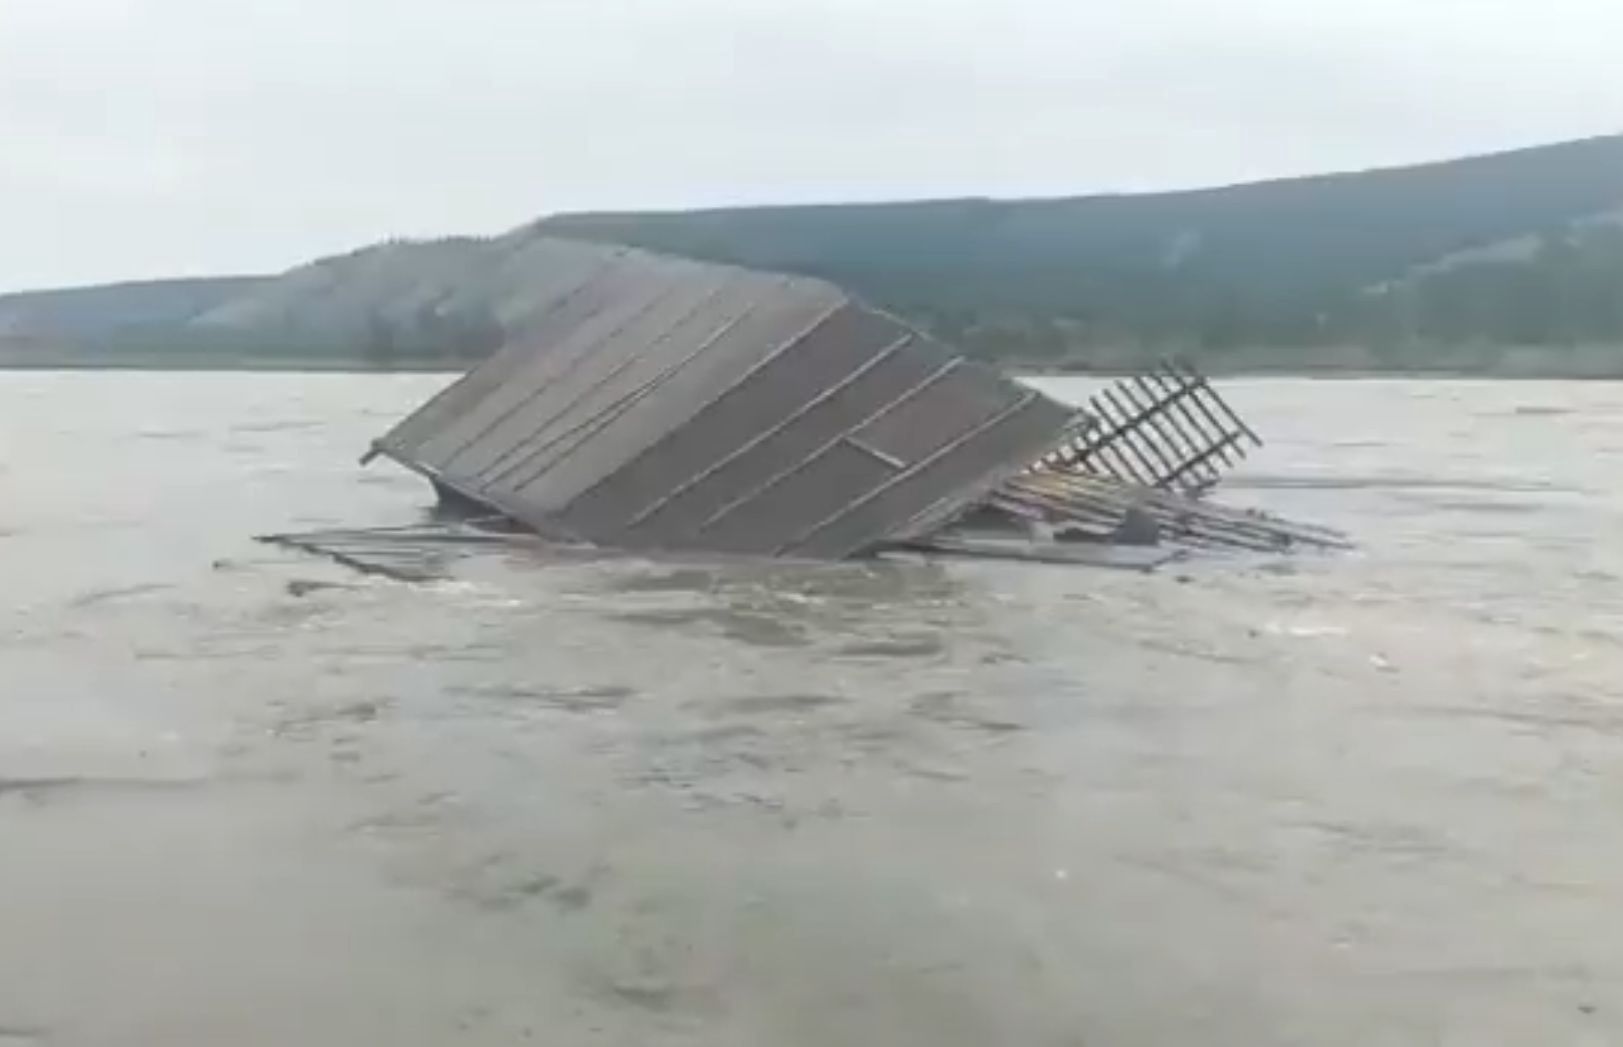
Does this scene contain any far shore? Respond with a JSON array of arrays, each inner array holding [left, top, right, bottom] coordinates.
[[4, 351, 1622, 381]]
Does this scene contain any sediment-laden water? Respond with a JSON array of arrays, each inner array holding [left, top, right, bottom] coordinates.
[[3, 372, 1622, 1045]]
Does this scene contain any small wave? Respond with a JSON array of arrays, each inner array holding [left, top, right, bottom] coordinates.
[[229, 420, 321, 434], [137, 429, 206, 441], [68, 582, 173, 609], [1402, 497, 1548, 516], [1229, 474, 1569, 494]]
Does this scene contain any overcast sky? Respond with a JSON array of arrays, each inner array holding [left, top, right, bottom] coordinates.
[[2, 0, 1620, 291]]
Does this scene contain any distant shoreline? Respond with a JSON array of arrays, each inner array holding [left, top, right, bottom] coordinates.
[[0, 356, 467, 375], [1016, 365, 1623, 381], [5, 357, 1622, 380]]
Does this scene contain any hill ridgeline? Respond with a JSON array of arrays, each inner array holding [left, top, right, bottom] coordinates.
[[5, 134, 1623, 375]]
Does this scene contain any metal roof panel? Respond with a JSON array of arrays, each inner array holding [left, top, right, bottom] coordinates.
[[370, 238, 1075, 558]]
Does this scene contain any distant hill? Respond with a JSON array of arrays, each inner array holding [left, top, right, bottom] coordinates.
[[541, 135, 1623, 374], [5, 134, 1623, 375], [0, 238, 530, 369], [0, 277, 266, 360]]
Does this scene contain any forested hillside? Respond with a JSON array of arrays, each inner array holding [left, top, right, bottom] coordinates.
[[541, 135, 1623, 372], [5, 135, 1622, 374]]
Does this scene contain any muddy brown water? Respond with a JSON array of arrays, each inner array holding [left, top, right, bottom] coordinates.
[[3, 372, 1623, 1046]]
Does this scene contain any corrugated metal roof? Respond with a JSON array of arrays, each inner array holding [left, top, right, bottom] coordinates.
[[370, 238, 1076, 558]]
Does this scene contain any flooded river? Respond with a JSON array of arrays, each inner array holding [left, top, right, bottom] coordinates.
[[3, 372, 1623, 1045]]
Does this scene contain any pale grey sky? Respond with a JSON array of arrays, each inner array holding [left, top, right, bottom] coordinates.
[[2, 0, 1620, 291]]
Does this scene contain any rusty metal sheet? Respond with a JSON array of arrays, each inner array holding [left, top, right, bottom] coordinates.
[[369, 238, 1077, 558]]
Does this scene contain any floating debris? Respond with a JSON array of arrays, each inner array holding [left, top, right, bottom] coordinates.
[[983, 471, 1352, 553], [1033, 360, 1262, 497], [268, 241, 1346, 576], [362, 240, 1073, 559], [260, 520, 546, 583]]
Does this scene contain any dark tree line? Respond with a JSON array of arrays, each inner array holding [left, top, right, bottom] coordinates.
[[539, 135, 1623, 369]]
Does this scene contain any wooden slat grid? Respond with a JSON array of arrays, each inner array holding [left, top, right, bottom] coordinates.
[[992, 471, 1352, 554], [1035, 358, 1262, 497]]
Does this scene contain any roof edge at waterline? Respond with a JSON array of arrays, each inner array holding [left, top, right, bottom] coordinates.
[[366, 237, 1078, 559]]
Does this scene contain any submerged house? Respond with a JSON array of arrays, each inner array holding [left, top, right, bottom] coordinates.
[[364, 239, 1081, 559], [354, 239, 1344, 567]]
